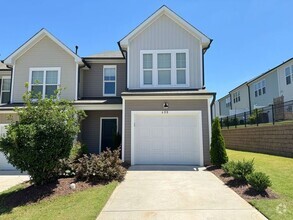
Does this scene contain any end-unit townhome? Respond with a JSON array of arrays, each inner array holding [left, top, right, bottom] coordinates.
[[1, 6, 215, 170]]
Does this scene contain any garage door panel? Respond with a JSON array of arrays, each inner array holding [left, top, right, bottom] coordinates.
[[133, 111, 202, 165]]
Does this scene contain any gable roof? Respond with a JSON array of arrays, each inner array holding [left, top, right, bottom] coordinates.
[[0, 62, 10, 71], [3, 28, 83, 65], [118, 5, 212, 50]]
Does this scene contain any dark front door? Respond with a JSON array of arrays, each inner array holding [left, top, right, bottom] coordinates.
[[101, 118, 117, 152]]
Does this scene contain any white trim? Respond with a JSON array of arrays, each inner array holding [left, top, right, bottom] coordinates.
[[131, 111, 203, 166], [139, 49, 190, 88], [4, 29, 82, 65], [0, 76, 11, 104], [207, 99, 212, 148], [119, 6, 210, 47], [85, 59, 125, 64], [122, 95, 213, 101], [10, 64, 15, 103], [75, 63, 78, 100], [28, 67, 61, 99], [127, 46, 130, 89], [99, 117, 118, 153], [74, 104, 122, 110], [122, 98, 125, 161], [103, 65, 117, 96]]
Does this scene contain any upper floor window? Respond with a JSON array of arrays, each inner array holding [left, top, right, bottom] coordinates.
[[233, 91, 240, 103], [0, 77, 11, 104], [254, 79, 266, 97], [103, 65, 116, 96], [285, 66, 293, 85], [29, 67, 60, 99], [140, 49, 189, 87], [225, 97, 231, 108]]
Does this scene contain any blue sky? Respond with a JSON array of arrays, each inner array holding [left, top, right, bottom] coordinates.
[[1, 0, 292, 99]]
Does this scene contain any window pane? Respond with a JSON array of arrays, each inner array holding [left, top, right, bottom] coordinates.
[[46, 71, 58, 84], [158, 70, 171, 85], [262, 87, 266, 94], [143, 70, 152, 85], [2, 79, 11, 90], [32, 71, 44, 84], [176, 53, 186, 68], [255, 91, 258, 97], [157, 53, 171, 69], [104, 82, 115, 94], [285, 67, 291, 76], [286, 75, 291, 85], [45, 85, 57, 97], [31, 85, 43, 98], [1, 92, 10, 103], [177, 70, 186, 84], [104, 68, 116, 80], [143, 54, 152, 69]]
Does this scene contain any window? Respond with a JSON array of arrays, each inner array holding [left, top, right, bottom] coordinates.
[[225, 97, 231, 108], [103, 65, 116, 96], [285, 66, 293, 85], [29, 68, 60, 99], [254, 79, 266, 97], [140, 49, 189, 87], [0, 77, 11, 104], [233, 91, 240, 103]]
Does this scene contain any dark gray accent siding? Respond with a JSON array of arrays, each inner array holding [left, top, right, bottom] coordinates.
[[81, 63, 126, 98], [80, 110, 122, 153], [124, 99, 210, 165]]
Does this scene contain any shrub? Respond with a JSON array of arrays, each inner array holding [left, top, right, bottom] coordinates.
[[231, 159, 254, 180], [69, 142, 88, 161], [210, 117, 228, 166], [222, 161, 236, 175], [75, 148, 126, 182], [0, 88, 86, 185], [247, 172, 272, 192]]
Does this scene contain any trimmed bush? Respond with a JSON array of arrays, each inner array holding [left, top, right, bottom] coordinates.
[[69, 142, 88, 161], [231, 159, 254, 180], [222, 161, 236, 175], [247, 172, 272, 192], [210, 117, 228, 166], [75, 148, 126, 182]]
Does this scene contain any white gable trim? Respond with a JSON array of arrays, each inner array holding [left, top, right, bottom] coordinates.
[[4, 29, 82, 65], [119, 6, 211, 48]]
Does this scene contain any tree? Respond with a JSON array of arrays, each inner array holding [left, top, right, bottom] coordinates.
[[0, 87, 86, 185], [210, 117, 228, 166]]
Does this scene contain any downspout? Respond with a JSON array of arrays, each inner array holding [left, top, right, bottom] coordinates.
[[247, 84, 252, 114], [117, 41, 128, 91], [202, 39, 213, 90], [210, 93, 216, 122]]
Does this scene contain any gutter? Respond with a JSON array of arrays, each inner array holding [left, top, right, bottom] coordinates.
[[117, 41, 128, 91]]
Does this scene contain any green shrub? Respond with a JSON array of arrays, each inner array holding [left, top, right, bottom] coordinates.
[[75, 148, 126, 182], [69, 142, 88, 161], [231, 159, 254, 180], [222, 161, 236, 175], [210, 117, 228, 166], [247, 172, 272, 192], [0, 88, 86, 185]]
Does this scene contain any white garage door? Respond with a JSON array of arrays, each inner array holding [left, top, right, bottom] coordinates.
[[132, 111, 203, 165], [0, 124, 17, 171]]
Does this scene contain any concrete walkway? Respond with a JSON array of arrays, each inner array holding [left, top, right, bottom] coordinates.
[[98, 165, 267, 220], [0, 171, 30, 193]]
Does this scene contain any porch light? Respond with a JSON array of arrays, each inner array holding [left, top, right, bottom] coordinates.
[[163, 102, 169, 109]]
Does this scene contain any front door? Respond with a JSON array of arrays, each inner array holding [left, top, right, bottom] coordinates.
[[100, 118, 117, 152]]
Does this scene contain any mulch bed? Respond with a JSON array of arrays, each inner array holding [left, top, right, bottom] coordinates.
[[206, 166, 278, 200], [1, 178, 101, 209]]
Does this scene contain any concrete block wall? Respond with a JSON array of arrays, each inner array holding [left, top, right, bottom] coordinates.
[[222, 124, 293, 158]]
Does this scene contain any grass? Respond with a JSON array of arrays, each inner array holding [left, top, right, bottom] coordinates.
[[227, 149, 293, 220], [0, 181, 118, 220]]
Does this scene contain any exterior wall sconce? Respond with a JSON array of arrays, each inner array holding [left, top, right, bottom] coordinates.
[[162, 102, 169, 114]]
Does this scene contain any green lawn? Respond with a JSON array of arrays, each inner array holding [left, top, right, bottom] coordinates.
[[227, 149, 293, 220], [0, 181, 118, 220]]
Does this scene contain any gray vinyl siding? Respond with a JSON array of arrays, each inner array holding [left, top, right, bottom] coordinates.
[[230, 85, 250, 112], [218, 95, 231, 116], [124, 99, 210, 165], [81, 63, 126, 97], [80, 110, 122, 153], [128, 14, 202, 89], [13, 36, 77, 102], [249, 70, 279, 108]]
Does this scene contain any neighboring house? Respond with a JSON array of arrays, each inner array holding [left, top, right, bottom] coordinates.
[[1, 5, 215, 170], [229, 82, 250, 115], [217, 94, 231, 117], [277, 58, 293, 102]]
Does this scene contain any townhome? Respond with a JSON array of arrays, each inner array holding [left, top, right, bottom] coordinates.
[[0, 6, 215, 170], [228, 82, 250, 115], [217, 94, 231, 117]]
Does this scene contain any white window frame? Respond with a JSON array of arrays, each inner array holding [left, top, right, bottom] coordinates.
[[103, 65, 117, 96], [233, 91, 240, 103], [99, 117, 118, 153], [29, 67, 61, 99], [285, 65, 293, 85], [254, 79, 266, 97], [225, 97, 231, 108], [140, 49, 189, 88], [0, 76, 11, 104]]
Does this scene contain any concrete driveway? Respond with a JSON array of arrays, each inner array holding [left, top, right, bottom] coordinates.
[[98, 165, 267, 220], [0, 171, 30, 193]]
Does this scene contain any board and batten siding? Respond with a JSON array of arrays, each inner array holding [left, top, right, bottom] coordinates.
[[81, 63, 126, 97], [124, 99, 210, 165], [80, 110, 122, 153], [13, 36, 77, 102], [128, 14, 202, 89]]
